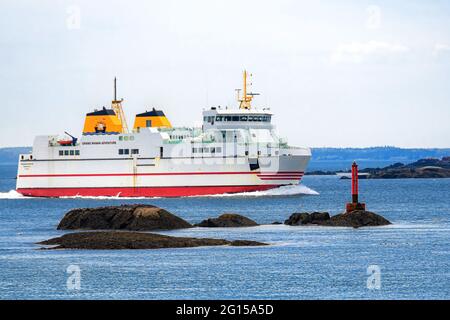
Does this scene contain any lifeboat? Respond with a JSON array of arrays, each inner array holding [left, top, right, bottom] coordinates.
[[57, 140, 73, 146]]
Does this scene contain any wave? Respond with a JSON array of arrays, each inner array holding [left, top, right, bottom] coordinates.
[[59, 195, 161, 200], [0, 190, 31, 199], [199, 184, 319, 198]]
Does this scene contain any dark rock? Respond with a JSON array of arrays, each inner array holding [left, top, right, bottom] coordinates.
[[57, 205, 192, 231], [285, 210, 390, 228], [271, 221, 282, 225], [230, 240, 268, 246], [320, 210, 391, 228], [196, 213, 258, 228], [37, 231, 267, 250], [284, 212, 330, 226], [310, 212, 330, 222], [285, 213, 310, 225]]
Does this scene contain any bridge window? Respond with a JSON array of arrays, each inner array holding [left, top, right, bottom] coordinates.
[[59, 150, 63, 156], [64, 150, 69, 156], [215, 116, 223, 121], [240, 116, 248, 121], [119, 149, 130, 155], [131, 149, 139, 155], [75, 150, 80, 156]]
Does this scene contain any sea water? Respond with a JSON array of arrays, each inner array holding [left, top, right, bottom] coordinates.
[[0, 163, 449, 299]]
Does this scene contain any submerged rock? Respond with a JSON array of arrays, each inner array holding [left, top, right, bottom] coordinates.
[[195, 213, 258, 227], [284, 210, 390, 228], [57, 204, 192, 231], [37, 231, 268, 250]]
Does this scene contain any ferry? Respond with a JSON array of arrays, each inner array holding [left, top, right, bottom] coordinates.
[[16, 72, 311, 197]]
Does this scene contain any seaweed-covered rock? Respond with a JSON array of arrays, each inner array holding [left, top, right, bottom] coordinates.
[[57, 205, 192, 231], [195, 213, 258, 228]]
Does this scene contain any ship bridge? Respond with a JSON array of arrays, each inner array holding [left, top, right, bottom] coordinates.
[[197, 70, 281, 149], [202, 107, 273, 130], [202, 70, 273, 130]]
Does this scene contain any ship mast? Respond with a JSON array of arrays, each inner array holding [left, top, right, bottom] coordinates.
[[238, 70, 259, 109], [111, 77, 129, 133]]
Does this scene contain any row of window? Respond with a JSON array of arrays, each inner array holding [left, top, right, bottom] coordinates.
[[59, 150, 80, 156], [170, 135, 189, 140], [192, 147, 222, 154], [119, 136, 135, 141], [118, 149, 139, 155], [204, 115, 271, 123]]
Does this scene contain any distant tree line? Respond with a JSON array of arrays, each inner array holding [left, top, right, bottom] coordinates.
[[311, 147, 450, 161]]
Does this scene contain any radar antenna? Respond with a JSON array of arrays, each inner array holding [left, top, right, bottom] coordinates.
[[237, 70, 259, 109]]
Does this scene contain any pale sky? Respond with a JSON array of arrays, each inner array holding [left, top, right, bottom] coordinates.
[[1, 0, 449, 148]]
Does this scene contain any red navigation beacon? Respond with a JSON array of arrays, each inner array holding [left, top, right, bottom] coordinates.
[[346, 161, 366, 213]]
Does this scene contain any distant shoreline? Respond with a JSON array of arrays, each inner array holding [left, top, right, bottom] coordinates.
[[306, 157, 450, 179]]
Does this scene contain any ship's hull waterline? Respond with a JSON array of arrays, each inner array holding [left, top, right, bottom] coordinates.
[[16, 185, 284, 198], [16, 157, 308, 198]]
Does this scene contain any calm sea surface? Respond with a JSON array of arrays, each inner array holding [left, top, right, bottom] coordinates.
[[0, 163, 449, 299]]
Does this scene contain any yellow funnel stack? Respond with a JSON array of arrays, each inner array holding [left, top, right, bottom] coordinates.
[[83, 107, 124, 135], [133, 108, 172, 129]]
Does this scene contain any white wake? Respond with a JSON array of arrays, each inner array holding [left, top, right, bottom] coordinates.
[[60, 195, 161, 200], [0, 190, 31, 199], [201, 184, 319, 198], [0, 184, 319, 200]]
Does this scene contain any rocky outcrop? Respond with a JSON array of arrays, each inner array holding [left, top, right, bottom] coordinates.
[[284, 212, 330, 226], [57, 205, 192, 231], [284, 210, 390, 228], [305, 157, 450, 178], [369, 167, 450, 179], [365, 157, 450, 179], [321, 210, 391, 228], [37, 231, 267, 250], [195, 213, 258, 228]]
